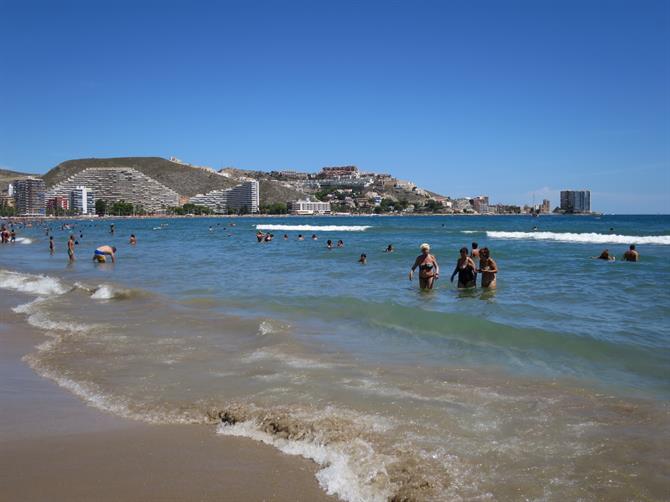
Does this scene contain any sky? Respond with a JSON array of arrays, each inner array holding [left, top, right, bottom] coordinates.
[[0, 0, 668, 213]]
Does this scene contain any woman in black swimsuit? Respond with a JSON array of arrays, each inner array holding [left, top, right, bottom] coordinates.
[[451, 247, 477, 288], [409, 243, 439, 290]]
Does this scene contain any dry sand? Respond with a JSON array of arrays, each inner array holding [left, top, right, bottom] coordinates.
[[0, 298, 335, 502]]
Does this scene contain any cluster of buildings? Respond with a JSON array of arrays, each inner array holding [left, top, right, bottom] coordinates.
[[0, 158, 594, 217], [3, 166, 260, 216]]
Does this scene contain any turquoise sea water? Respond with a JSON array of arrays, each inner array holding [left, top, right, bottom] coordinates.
[[2, 214, 669, 500]]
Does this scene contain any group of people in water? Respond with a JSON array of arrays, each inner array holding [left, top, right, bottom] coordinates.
[[0, 224, 17, 243], [0, 220, 646, 291], [409, 241, 498, 290], [594, 245, 640, 262]]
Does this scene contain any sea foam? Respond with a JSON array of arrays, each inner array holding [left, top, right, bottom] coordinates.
[[256, 224, 371, 232], [0, 269, 68, 296], [487, 231, 670, 245], [217, 421, 392, 502]]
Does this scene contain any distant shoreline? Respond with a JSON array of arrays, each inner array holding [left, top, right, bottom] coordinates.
[[1, 212, 611, 221]]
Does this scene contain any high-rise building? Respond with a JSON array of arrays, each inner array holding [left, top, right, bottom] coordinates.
[[189, 180, 260, 214], [13, 178, 46, 216], [541, 199, 551, 213], [560, 190, 591, 213], [470, 195, 490, 213], [70, 186, 95, 215]]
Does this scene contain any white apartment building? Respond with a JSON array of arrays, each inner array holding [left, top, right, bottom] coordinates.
[[288, 199, 331, 215], [190, 180, 259, 214]]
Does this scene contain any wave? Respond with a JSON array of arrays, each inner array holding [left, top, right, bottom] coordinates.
[[218, 420, 392, 502], [486, 231, 670, 245], [90, 284, 135, 300], [256, 224, 371, 232], [14, 237, 33, 244], [0, 269, 68, 296]]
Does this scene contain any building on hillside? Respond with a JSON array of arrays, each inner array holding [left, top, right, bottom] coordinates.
[[288, 199, 331, 215], [13, 178, 46, 216], [320, 166, 359, 179], [541, 199, 551, 214], [46, 167, 179, 214], [70, 186, 95, 215], [560, 190, 591, 213], [190, 181, 259, 214]]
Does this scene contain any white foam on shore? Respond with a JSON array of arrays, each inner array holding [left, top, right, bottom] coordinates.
[[217, 421, 393, 502], [0, 269, 68, 296], [256, 224, 371, 232], [487, 231, 670, 245], [90, 284, 132, 300]]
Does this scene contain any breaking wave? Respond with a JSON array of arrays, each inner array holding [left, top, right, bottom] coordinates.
[[256, 224, 371, 232], [487, 231, 670, 245], [90, 284, 135, 300], [0, 269, 68, 296], [15, 237, 33, 244]]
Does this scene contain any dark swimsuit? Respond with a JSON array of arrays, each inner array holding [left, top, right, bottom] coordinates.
[[458, 263, 475, 284]]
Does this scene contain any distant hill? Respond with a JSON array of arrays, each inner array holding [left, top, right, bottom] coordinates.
[[42, 157, 237, 198], [0, 168, 33, 190]]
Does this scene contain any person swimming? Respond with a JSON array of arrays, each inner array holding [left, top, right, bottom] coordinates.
[[298, 234, 304, 241], [264, 233, 273, 242], [623, 244, 639, 262], [337, 240, 344, 248], [129, 234, 137, 245], [409, 243, 439, 290], [358, 253, 367, 264], [256, 231, 265, 242], [326, 239, 333, 249], [594, 249, 615, 261], [283, 234, 289, 240], [311, 234, 318, 240], [385, 244, 394, 253], [93, 245, 116, 263], [451, 247, 477, 288], [477, 247, 498, 289]]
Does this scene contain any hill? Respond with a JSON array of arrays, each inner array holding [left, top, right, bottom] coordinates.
[[0, 168, 33, 190], [42, 157, 237, 198]]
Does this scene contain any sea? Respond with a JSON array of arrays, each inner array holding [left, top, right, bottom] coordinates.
[[1, 214, 669, 501]]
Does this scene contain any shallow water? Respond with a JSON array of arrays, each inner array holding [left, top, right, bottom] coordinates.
[[1, 214, 669, 500]]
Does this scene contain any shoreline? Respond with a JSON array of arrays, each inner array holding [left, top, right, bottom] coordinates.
[[0, 291, 335, 502]]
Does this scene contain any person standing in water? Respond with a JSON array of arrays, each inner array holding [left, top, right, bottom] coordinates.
[[358, 253, 367, 265], [49, 236, 55, 255], [93, 245, 116, 263], [451, 247, 477, 288], [67, 235, 76, 262], [470, 242, 480, 258], [326, 239, 333, 249], [129, 234, 137, 245], [409, 243, 439, 290], [623, 245, 639, 262], [477, 247, 498, 289]]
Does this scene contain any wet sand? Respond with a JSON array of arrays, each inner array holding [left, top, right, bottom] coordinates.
[[0, 304, 335, 502]]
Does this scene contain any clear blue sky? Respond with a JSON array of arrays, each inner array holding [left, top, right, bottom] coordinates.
[[1, 0, 668, 213]]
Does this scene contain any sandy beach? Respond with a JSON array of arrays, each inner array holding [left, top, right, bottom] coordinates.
[[0, 298, 334, 502]]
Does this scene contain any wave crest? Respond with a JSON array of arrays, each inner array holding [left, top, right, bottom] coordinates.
[[0, 269, 68, 296], [256, 224, 371, 232], [487, 231, 670, 245]]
